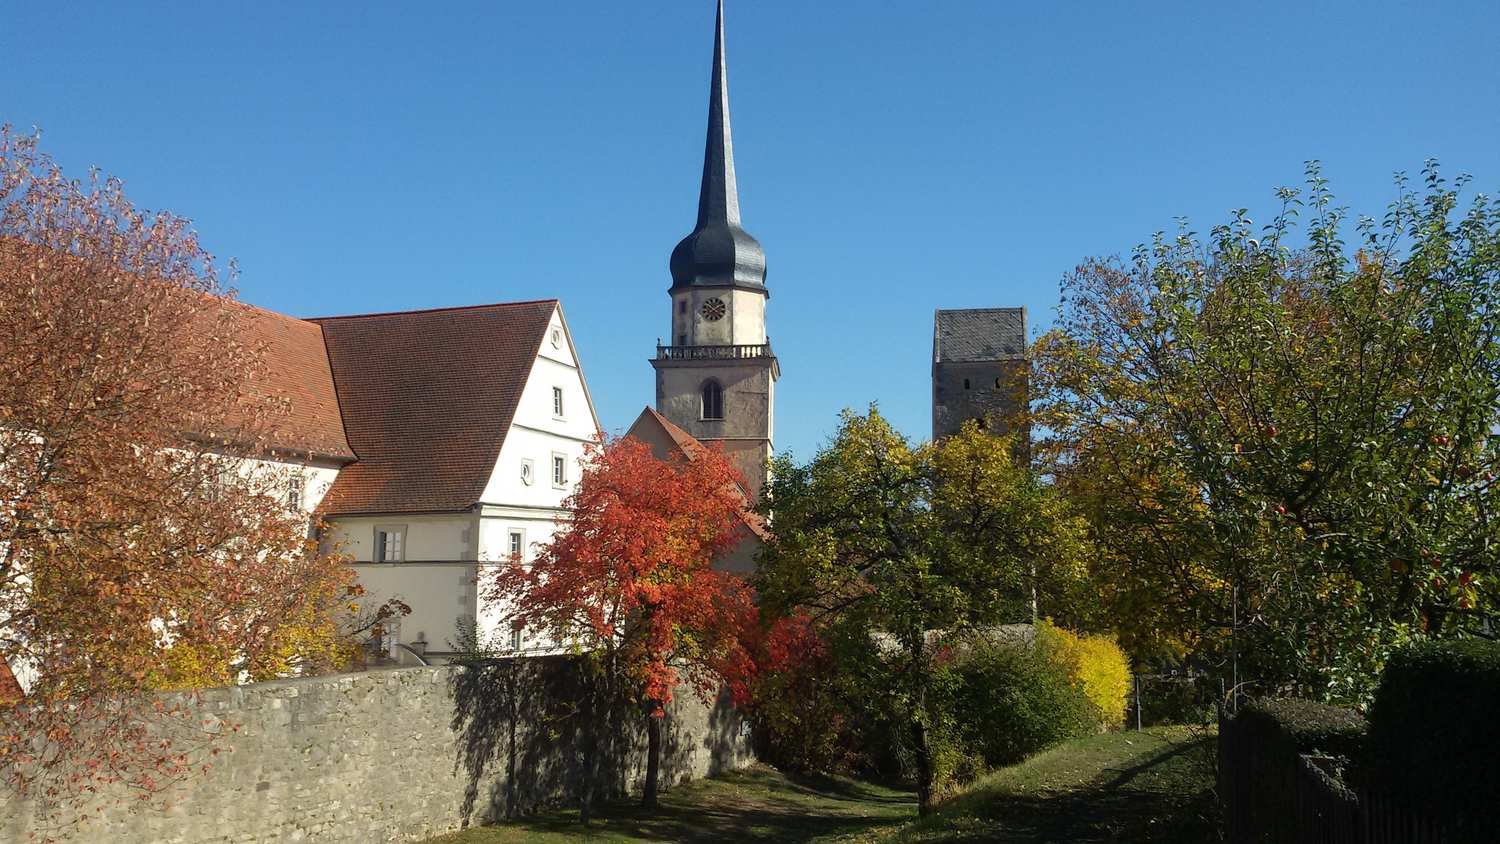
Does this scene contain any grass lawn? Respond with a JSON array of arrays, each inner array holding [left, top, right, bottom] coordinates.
[[425, 766, 915, 843], [884, 726, 1219, 843], [424, 726, 1217, 843]]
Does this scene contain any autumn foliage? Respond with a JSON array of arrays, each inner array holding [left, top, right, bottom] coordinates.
[[0, 127, 377, 806], [483, 434, 756, 807], [1033, 163, 1500, 701]]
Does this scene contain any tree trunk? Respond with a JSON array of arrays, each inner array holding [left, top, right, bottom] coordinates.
[[912, 714, 935, 817], [642, 702, 662, 809], [911, 653, 937, 818]]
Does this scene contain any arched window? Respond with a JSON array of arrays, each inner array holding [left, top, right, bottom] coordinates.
[[701, 380, 724, 420]]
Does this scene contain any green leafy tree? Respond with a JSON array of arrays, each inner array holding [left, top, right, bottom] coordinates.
[[755, 409, 1090, 814], [1035, 162, 1500, 702]]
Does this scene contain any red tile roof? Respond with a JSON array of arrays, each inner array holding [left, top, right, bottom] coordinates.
[[226, 300, 355, 461], [0, 658, 21, 704], [310, 300, 558, 516], [629, 407, 770, 541]]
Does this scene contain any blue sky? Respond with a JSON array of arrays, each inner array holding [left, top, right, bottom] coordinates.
[[6, 1, 1498, 459]]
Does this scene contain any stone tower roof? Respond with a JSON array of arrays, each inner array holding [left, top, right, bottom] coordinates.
[[668, 0, 768, 296], [934, 308, 1027, 362]]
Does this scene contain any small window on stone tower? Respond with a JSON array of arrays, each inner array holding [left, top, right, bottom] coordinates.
[[701, 380, 724, 420], [963, 378, 971, 389]]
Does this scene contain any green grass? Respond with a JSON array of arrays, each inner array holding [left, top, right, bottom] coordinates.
[[425, 765, 915, 843], [425, 726, 1218, 843], [882, 726, 1220, 843]]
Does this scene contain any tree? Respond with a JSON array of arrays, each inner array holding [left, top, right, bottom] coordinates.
[[754, 409, 1091, 815], [0, 126, 376, 806], [1034, 162, 1500, 702], [483, 434, 756, 812]]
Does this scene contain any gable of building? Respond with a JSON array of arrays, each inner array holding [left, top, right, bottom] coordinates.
[[310, 300, 558, 516]]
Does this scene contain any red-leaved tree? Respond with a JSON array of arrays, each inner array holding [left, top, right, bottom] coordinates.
[[484, 434, 756, 811]]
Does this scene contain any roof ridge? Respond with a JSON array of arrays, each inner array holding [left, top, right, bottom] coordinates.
[[307, 298, 559, 323]]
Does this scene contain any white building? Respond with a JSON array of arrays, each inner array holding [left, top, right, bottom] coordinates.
[[229, 298, 597, 662]]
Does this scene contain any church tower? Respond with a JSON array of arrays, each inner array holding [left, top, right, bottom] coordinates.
[[652, 0, 778, 502]]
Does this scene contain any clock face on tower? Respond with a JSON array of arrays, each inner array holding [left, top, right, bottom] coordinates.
[[700, 297, 727, 322]]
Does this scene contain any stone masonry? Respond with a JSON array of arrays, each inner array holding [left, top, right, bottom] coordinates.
[[1, 659, 754, 843]]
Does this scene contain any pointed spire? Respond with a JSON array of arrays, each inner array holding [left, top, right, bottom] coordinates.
[[670, 0, 767, 294], [698, 0, 739, 229]]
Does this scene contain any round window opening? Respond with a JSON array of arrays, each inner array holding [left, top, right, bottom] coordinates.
[[700, 298, 727, 322], [550, 328, 562, 348]]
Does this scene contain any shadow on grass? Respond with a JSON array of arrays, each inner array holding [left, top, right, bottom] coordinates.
[[917, 734, 1221, 843], [499, 764, 916, 843]]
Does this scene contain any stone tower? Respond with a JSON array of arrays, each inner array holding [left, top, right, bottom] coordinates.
[[652, 0, 778, 503], [932, 308, 1028, 442]]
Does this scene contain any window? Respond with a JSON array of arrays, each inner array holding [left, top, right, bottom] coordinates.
[[678, 332, 687, 345], [285, 476, 304, 513], [207, 460, 235, 501], [701, 380, 724, 420], [550, 327, 562, 349], [374, 526, 406, 562], [678, 300, 687, 314], [963, 378, 971, 389], [508, 529, 525, 562], [552, 386, 564, 417], [509, 625, 523, 652], [552, 454, 568, 488]]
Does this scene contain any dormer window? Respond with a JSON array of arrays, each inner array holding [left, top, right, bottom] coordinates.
[[701, 380, 724, 420]]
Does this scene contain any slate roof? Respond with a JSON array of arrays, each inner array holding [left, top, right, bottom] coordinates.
[[933, 308, 1027, 363], [668, 0, 767, 295], [309, 300, 558, 516]]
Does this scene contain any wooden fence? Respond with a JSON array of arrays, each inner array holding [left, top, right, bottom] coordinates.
[[1218, 709, 1448, 843]]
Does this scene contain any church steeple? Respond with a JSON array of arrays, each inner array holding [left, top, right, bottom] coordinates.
[[669, 0, 767, 295]]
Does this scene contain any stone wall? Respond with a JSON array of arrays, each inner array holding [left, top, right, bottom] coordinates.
[[0, 657, 754, 842]]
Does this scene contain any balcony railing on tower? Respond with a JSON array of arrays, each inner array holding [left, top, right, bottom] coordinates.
[[655, 341, 775, 361]]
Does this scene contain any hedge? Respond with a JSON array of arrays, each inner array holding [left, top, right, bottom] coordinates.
[[1235, 697, 1368, 761], [1367, 637, 1500, 832], [1220, 698, 1366, 843]]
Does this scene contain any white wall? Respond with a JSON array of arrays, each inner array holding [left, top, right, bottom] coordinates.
[[240, 456, 341, 516], [328, 305, 602, 658], [325, 514, 476, 563], [350, 562, 478, 654], [325, 514, 479, 656]]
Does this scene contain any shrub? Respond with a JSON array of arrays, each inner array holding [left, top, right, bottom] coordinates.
[[951, 635, 1097, 767], [1222, 698, 1367, 843], [1136, 674, 1217, 726], [1039, 621, 1131, 729], [1367, 638, 1500, 835], [1235, 698, 1367, 761]]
